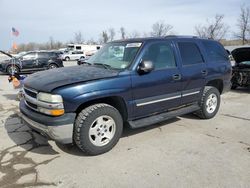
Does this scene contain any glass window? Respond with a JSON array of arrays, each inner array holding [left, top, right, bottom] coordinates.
[[38, 52, 50, 58], [22, 52, 36, 60], [202, 41, 229, 62], [76, 46, 81, 50], [87, 42, 142, 69], [141, 42, 176, 69], [178, 42, 204, 65]]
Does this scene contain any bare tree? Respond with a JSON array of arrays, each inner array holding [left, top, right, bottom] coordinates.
[[120, 27, 126, 39], [150, 20, 173, 37], [74, 31, 84, 43], [49, 36, 55, 49], [101, 31, 109, 43], [235, 5, 250, 45], [195, 14, 229, 40], [128, 30, 141, 38], [108, 28, 116, 41]]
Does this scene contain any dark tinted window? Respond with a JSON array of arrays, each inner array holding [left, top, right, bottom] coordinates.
[[178, 42, 204, 65], [202, 41, 229, 61], [76, 46, 81, 50], [38, 52, 50, 58], [22, 52, 36, 60], [142, 42, 176, 69]]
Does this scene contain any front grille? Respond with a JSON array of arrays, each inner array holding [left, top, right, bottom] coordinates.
[[23, 87, 38, 111], [26, 100, 37, 109], [24, 87, 37, 98]]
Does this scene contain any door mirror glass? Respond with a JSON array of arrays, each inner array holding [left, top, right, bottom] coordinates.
[[137, 60, 154, 74]]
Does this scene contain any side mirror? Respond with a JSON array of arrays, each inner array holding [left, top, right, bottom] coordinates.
[[137, 60, 154, 74]]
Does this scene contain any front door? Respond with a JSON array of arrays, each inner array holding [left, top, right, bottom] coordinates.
[[20, 52, 38, 70], [131, 41, 182, 119]]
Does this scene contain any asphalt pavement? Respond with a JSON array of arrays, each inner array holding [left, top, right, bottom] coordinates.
[[0, 62, 250, 188]]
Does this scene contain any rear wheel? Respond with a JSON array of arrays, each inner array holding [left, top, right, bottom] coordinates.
[[48, 63, 58, 69], [65, 57, 70, 61], [74, 103, 123, 155], [7, 65, 19, 75], [196, 86, 220, 119]]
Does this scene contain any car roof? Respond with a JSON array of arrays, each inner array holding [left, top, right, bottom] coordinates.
[[111, 35, 211, 43]]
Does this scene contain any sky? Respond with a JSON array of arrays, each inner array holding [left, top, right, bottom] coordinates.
[[0, 0, 249, 50]]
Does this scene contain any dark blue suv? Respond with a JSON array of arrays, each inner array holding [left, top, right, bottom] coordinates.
[[20, 36, 231, 155]]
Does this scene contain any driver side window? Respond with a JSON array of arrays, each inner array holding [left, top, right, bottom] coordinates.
[[141, 42, 176, 69]]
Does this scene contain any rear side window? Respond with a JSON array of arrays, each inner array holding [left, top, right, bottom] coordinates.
[[178, 42, 204, 66], [202, 41, 229, 62], [38, 52, 50, 58]]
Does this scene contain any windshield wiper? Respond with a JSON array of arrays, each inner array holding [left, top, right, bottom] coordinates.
[[92, 63, 111, 69]]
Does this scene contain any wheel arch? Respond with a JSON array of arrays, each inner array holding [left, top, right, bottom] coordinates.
[[206, 79, 223, 94], [6, 63, 21, 73], [75, 96, 128, 122]]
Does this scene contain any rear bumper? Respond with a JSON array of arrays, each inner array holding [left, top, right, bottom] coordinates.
[[20, 99, 76, 144]]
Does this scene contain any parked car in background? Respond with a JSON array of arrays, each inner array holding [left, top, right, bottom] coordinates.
[[231, 47, 250, 89], [20, 36, 231, 155], [77, 56, 90, 65], [0, 51, 63, 74], [61, 51, 85, 61]]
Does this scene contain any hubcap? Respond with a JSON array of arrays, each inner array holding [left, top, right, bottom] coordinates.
[[49, 64, 56, 69], [206, 93, 218, 114], [9, 66, 18, 74], [89, 115, 116, 147]]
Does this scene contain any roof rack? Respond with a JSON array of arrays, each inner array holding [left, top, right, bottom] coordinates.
[[165, 35, 199, 38]]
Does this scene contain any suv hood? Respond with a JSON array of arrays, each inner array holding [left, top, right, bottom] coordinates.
[[231, 47, 250, 64], [24, 65, 119, 92]]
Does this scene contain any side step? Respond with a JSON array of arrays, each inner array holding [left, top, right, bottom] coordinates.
[[128, 103, 200, 129]]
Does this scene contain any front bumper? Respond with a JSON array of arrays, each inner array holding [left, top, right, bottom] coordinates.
[[20, 99, 76, 144]]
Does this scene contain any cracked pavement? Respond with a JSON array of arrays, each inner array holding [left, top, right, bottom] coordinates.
[[0, 65, 250, 187]]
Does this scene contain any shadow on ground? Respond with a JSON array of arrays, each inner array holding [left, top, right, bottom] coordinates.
[[230, 87, 250, 94], [1, 113, 59, 187], [56, 117, 182, 156]]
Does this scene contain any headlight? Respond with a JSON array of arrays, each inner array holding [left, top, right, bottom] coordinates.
[[37, 92, 63, 103]]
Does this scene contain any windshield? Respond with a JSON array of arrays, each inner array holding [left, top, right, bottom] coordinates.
[[87, 42, 142, 69]]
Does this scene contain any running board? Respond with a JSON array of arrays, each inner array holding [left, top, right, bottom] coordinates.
[[129, 104, 200, 129]]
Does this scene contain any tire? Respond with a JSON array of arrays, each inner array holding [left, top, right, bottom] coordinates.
[[196, 86, 220, 119], [7, 65, 20, 75], [74, 103, 123, 155], [48, 63, 58, 69], [231, 84, 237, 90], [65, 57, 70, 61]]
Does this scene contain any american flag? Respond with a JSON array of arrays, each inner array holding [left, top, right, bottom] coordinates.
[[12, 27, 19, 37]]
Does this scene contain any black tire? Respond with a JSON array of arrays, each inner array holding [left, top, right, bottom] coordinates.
[[48, 63, 58, 69], [74, 103, 123, 155], [231, 84, 237, 90], [195, 86, 220, 119], [7, 65, 20, 75], [65, 57, 70, 61]]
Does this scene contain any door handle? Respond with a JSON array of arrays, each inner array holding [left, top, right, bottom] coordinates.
[[172, 74, 181, 81], [201, 70, 208, 75]]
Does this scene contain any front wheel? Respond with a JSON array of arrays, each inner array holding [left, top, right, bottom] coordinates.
[[195, 86, 220, 119], [7, 65, 19, 75], [74, 103, 123, 155]]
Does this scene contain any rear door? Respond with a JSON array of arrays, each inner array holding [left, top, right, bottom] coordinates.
[[37, 52, 50, 69], [175, 39, 207, 105], [131, 40, 182, 118]]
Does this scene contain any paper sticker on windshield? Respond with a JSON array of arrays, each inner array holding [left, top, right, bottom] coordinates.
[[126, 43, 142, 48]]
